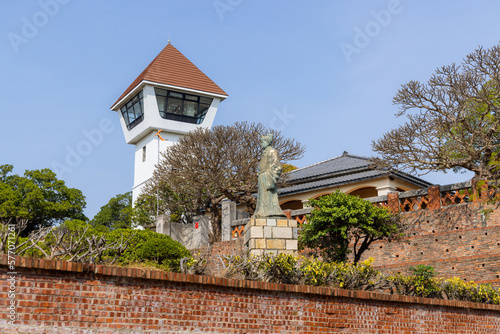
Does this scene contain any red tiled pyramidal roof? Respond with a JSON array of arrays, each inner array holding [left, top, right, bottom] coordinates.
[[112, 43, 227, 108]]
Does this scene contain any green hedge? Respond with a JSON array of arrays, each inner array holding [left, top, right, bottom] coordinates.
[[106, 228, 191, 272]]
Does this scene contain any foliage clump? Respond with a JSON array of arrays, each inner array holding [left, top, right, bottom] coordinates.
[[389, 265, 441, 298], [108, 229, 191, 272], [299, 190, 404, 263], [0, 164, 87, 235], [90, 192, 132, 231]]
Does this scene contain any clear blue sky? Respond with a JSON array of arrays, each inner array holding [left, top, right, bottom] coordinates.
[[1, 0, 498, 218]]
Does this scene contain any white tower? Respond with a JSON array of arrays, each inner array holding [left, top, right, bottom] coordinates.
[[111, 43, 227, 204]]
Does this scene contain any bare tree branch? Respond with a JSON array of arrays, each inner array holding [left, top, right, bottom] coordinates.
[[139, 122, 305, 243], [373, 44, 500, 180]]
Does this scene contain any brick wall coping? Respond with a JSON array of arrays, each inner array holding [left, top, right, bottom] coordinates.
[[440, 180, 472, 192], [2, 255, 500, 312], [366, 195, 388, 203], [230, 217, 250, 227], [364, 181, 474, 204], [397, 187, 430, 199]]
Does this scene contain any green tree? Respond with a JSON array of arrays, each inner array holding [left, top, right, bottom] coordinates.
[[0, 164, 87, 234], [91, 192, 132, 231], [372, 43, 500, 179], [299, 190, 404, 263]]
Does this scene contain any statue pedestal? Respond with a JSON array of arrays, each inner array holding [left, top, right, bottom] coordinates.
[[244, 218, 298, 256]]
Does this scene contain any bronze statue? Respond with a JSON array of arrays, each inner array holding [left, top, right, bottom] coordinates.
[[254, 134, 286, 218]]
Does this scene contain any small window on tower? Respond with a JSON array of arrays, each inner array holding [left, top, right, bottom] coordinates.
[[154, 88, 213, 124], [120, 91, 144, 130], [142, 146, 146, 162]]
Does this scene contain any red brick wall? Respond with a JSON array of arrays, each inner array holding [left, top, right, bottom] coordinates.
[[217, 202, 500, 285], [359, 203, 500, 285], [191, 239, 244, 276], [1, 255, 500, 333]]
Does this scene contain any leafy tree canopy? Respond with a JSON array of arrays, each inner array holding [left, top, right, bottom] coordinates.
[[372, 43, 500, 179], [298, 190, 404, 263], [0, 164, 87, 234], [91, 192, 132, 231]]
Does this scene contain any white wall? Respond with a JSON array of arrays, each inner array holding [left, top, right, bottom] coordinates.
[[132, 130, 181, 205], [123, 84, 223, 205]]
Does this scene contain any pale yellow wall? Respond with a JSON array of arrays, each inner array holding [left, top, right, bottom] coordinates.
[[278, 176, 423, 210]]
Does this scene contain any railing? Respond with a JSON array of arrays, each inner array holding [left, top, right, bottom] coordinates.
[[225, 180, 498, 240], [440, 182, 472, 207], [387, 181, 496, 213], [230, 218, 249, 240]]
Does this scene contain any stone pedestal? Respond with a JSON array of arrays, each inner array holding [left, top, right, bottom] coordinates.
[[244, 218, 298, 256]]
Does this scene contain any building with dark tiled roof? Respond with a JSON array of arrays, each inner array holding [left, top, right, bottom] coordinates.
[[278, 151, 432, 210]]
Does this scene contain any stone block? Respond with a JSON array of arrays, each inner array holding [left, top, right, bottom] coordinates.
[[264, 226, 273, 239], [286, 239, 298, 250], [255, 238, 266, 249], [244, 229, 250, 244], [288, 220, 298, 228], [272, 227, 292, 239], [292, 228, 298, 239], [247, 226, 264, 239], [266, 219, 277, 226], [267, 239, 285, 249], [255, 219, 267, 226], [248, 218, 255, 226], [263, 249, 278, 256], [247, 239, 255, 249], [277, 219, 289, 227]]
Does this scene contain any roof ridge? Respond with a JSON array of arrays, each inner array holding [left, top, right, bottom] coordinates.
[[343, 153, 371, 161], [288, 152, 371, 174], [287, 153, 346, 174]]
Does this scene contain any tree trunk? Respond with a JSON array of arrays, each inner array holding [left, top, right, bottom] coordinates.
[[208, 205, 222, 244]]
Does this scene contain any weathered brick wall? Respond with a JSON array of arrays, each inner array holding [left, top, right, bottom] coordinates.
[[216, 201, 500, 285], [360, 202, 500, 285], [191, 239, 244, 276], [1, 255, 500, 333]]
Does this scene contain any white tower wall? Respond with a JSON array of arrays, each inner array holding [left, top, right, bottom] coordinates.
[[115, 84, 223, 204], [131, 130, 181, 205], [111, 43, 227, 212]]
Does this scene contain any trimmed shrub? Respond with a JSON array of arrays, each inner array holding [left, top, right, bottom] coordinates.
[[107, 229, 191, 272]]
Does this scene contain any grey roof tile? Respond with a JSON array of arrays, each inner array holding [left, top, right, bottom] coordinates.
[[279, 152, 432, 197], [280, 169, 385, 196], [286, 153, 372, 182]]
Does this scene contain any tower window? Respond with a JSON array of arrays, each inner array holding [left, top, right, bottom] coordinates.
[[142, 146, 146, 162], [155, 88, 213, 125], [120, 91, 144, 130]]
